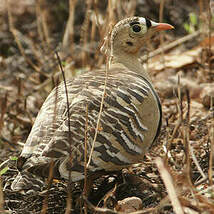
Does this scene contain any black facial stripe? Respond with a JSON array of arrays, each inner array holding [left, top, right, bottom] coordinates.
[[130, 21, 140, 26], [145, 18, 152, 29], [126, 41, 133, 46]]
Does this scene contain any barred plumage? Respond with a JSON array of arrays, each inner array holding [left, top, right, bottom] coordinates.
[[11, 17, 173, 191]]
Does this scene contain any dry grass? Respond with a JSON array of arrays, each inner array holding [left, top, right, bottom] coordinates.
[[0, 0, 214, 213]]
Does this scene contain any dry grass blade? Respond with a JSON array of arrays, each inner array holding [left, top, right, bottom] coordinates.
[[40, 161, 54, 214], [208, 97, 214, 185], [40, 78, 59, 214], [86, 14, 113, 168], [178, 197, 202, 212], [83, 103, 89, 214], [90, 2, 97, 42], [55, 52, 72, 214], [168, 75, 183, 142], [37, 0, 51, 49], [0, 178, 4, 212], [208, 1, 212, 73], [81, 0, 92, 67], [155, 157, 184, 214], [177, 75, 183, 123], [163, 118, 170, 161], [183, 89, 193, 188], [159, 0, 166, 68], [0, 93, 7, 134], [62, 0, 77, 52], [7, 0, 41, 74], [86, 50, 109, 169], [108, 0, 116, 23], [36, 1, 45, 49], [190, 145, 206, 181]]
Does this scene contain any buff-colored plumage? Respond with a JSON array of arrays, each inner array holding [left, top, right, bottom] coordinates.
[[11, 17, 173, 192]]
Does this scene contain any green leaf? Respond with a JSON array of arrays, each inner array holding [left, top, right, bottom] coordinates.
[[184, 23, 191, 33], [10, 156, 18, 161], [61, 61, 67, 66], [0, 166, 9, 176], [189, 13, 197, 26]]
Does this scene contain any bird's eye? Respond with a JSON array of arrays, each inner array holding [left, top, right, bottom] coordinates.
[[132, 24, 142, 33]]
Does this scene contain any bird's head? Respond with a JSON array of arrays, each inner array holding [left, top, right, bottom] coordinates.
[[111, 17, 174, 55]]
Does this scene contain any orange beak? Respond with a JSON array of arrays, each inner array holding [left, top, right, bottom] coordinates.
[[154, 23, 174, 31]]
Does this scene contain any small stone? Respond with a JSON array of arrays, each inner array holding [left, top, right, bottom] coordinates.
[[115, 197, 143, 213]]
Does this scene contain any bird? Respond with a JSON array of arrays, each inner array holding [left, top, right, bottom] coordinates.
[[11, 17, 174, 192]]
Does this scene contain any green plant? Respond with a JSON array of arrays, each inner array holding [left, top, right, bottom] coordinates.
[[184, 12, 198, 33], [0, 167, 8, 176]]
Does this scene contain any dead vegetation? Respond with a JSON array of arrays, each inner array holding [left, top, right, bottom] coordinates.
[[0, 0, 214, 213]]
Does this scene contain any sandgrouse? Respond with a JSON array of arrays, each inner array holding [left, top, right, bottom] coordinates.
[[11, 17, 173, 192]]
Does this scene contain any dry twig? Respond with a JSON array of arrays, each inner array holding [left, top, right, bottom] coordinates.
[[62, 0, 77, 53], [86, 50, 109, 169], [0, 178, 4, 212], [7, 0, 41, 73], [155, 157, 184, 214], [208, 97, 214, 185], [55, 52, 73, 214], [83, 103, 89, 214]]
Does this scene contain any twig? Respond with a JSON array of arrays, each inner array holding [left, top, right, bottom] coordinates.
[[38, 0, 51, 48], [90, 11, 97, 43], [163, 118, 170, 161], [0, 178, 4, 212], [40, 162, 54, 214], [189, 144, 206, 181], [62, 0, 77, 52], [83, 103, 89, 214], [55, 52, 72, 214], [81, 0, 92, 67], [7, 0, 41, 73], [208, 1, 212, 73], [40, 76, 59, 214], [86, 69, 108, 167], [86, 45, 110, 169], [155, 157, 184, 214], [195, 176, 208, 186], [183, 89, 193, 188], [159, 0, 166, 69], [108, 0, 116, 25], [0, 93, 7, 134], [36, 1, 46, 50], [141, 30, 200, 62], [208, 96, 214, 185], [168, 75, 183, 143]]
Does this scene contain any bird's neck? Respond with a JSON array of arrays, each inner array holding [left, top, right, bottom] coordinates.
[[110, 50, 152, 82]]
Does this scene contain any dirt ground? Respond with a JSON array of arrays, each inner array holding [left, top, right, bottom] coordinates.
[[0, 0, 214, 213]]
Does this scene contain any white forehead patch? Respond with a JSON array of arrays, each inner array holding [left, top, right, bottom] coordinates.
[[138, 17, 146, 25], [138, 17, 159, 27]]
